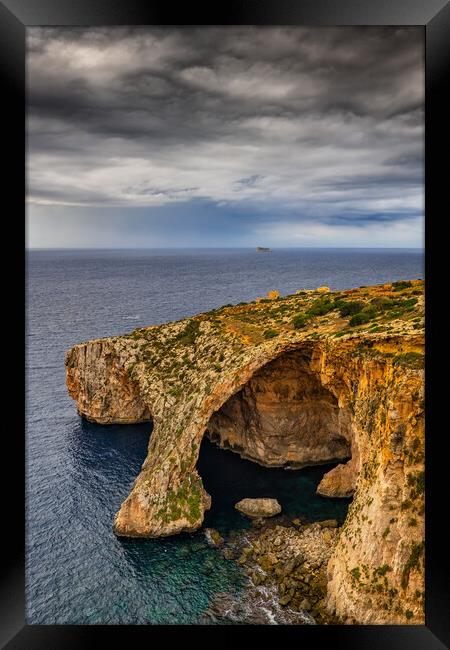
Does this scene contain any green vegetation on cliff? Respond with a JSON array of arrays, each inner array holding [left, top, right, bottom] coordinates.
[[124, 280, 424, 364]]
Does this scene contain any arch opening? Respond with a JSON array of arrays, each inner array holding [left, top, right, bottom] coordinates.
[[205, 349, 354, 472]]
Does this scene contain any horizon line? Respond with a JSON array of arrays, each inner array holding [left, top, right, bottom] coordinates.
[[26, 245, 424, 251]]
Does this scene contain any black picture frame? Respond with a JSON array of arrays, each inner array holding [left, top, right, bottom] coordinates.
[[3, 0, 449, 646]]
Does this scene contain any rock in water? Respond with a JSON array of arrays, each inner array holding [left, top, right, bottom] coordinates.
[[204, 527, 224, 547], [235, 498, 282, 518]]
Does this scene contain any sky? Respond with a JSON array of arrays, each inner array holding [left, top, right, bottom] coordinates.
[[26, 26, 424, 248]]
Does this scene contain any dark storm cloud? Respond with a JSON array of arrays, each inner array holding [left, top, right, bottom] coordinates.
[[26, 26, 424, 246]]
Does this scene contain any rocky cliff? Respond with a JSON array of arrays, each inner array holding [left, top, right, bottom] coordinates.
[[65, 280, 424, 624]]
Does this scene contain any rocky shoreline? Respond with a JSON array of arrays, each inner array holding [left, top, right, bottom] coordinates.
[[203, 515, 342, 624]]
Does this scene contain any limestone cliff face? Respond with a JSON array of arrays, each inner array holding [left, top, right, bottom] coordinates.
[[65, 281, 424, 624], [65, 338, 151, 424], [312, 339, 425, 624]]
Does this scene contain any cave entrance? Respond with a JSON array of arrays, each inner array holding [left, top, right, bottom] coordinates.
[[198, 348, 355, 530], [206, 349, 353, 470]]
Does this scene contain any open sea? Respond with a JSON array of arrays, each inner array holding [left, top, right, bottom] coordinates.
[[26, 247, 424, 624]]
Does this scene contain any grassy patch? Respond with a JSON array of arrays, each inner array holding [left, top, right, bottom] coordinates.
[[175, 320, 201, 345]]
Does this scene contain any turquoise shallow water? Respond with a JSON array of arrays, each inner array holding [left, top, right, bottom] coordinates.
[[26, 248, 423, 623]]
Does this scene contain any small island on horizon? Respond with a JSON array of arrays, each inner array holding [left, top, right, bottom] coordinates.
[[256, 246, 272, 252]]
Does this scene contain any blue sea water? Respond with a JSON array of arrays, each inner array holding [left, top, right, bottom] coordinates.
[[26, 247, 424, 624]]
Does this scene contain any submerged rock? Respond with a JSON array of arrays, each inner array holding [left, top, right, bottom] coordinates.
[[223, 547, 237, 560], [200, 586, 312, 625], [235, 498, 282, 519], [204, 527, 224, 547], [250, 517, 267, 528]]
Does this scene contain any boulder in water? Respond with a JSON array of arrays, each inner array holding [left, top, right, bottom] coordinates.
[[235, 498, 282, 519]]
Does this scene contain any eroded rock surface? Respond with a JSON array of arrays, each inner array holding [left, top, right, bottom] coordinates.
[[317, 460, 357, 497], [65, 280, 425, 624], [207, 350, 353, 468], [235, 498, 282, 518], [65, 338, 151, 424]]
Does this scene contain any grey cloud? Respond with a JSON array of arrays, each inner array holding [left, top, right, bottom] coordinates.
[[233, 175, 264, 191], [26, 26, 424, 233]]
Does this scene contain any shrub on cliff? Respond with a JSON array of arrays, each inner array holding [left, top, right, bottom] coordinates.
[[331, 299, 346, 310], [339, 301, 365, 317], [362, 305, 377, 318], [175, 320, 201, 345], [349, 312, 371, 327], [401, 541, 424, 589], [392, 280, 412, 291], [263, 329, 278, 339], [348, 304, 378, 326], [392, 352, 424, 369], [401, 297, 418, 309], [307, 296, 334, 317], [370, 296, 396, 311], [267, 290, 280, 300], [293, 314, 308, 329]]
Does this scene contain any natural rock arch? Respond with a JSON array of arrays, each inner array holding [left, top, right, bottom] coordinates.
[[110, 340, 362, 539]]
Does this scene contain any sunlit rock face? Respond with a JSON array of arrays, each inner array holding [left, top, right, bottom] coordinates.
[[317, 460, 358, 497], [65, 338, 152, 424], [207, 350, 353, 469]]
